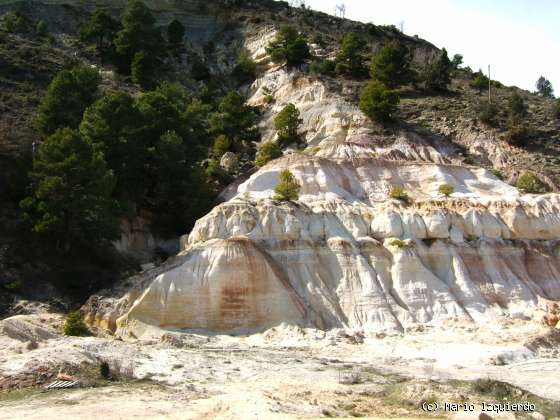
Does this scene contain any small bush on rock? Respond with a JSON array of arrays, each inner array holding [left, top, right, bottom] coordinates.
[[504, 124, 530, 146], [516, 173, 548, 194], [389, 239, 411, 249], [63, 311, 89, 336], [389, 186, 409, 202], [438, 183, 454, 197], [477, 101, 498, 127], [256, 141, 282, 167], [274, 169, 300, 201]]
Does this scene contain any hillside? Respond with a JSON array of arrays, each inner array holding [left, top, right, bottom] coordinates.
[[0, 1, 560, 418]]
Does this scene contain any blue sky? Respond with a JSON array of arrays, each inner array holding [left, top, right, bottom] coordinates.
[[298, 0, 559, 93]]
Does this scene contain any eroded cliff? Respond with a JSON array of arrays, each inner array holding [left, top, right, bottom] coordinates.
[[83, 24, 560, 337]]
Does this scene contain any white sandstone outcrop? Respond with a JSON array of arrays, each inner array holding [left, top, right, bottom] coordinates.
[[83, 28, 560, 337]]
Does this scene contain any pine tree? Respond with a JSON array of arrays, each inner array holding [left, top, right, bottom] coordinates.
[[167, 19, 185, 45], [336, 32, 368, 77], [274, 169, 301, 201], [266, 25, 311, 67], [423, 48, 452, 91], [114, 0, 164, 72], [80, 8, 120, 58], [35, 66, 101, 136], [209, 91, 258, 148], [274, 103, 303, 145], [256, 142, 282, 167], [536, 76, 554, 98], [20, 128, 118, 253], [370, 41, 414, 88], [359, 80, 400, 122]]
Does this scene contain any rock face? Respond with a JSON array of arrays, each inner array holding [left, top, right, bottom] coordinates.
[[83, 25, 560, 338]]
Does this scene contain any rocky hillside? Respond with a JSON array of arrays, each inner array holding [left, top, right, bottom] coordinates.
[[82, 4, 560, 337], [0, 0, 559, 336]]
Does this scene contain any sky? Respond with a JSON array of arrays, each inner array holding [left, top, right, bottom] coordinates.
[[295, 0, 559, 93]]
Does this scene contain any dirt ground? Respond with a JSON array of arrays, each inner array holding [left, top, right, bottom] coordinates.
[[1, 315, 559, 419]]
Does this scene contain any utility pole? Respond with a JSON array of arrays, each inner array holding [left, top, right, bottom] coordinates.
[[399, 20, 404, 33], [488, 65, 492, 104]]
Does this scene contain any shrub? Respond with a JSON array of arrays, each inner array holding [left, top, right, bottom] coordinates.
[[477, 101, 498, 126], [451, 54, 463, 69], [232, 52, 257, 84], [389, 239, 411, 248], [80, 7, 120, 59], [274, 103, 303, 145], [167, 19, 185, 45], [256, 141, 282, 167], [359, 80, 400, 122], [508, 92, 528, 124], [553, 99, 560, 119], [212, 134, 231, 158], [516, 173, 548, 194], [36, 20, 48, 37], [423, 48, 452, 91], [266, 25, 311, 67], [536, 76, 554, 98], [100, 361, 111, 379], [438, 183, 454, 197], [131, 50, 157, 89], [471, 70, 489, 91], [274, 169, 300, 201], [504, 124, 530, 146], [35, 66, 101, 136], [370, 41, 414, 88], [263, 94, 275, 104], [3, 11, 27, 33], [389, 186, 408, 202], [491, 168, 504, 180], [310, 59, 336, 77], [335, 32, 368, 77], [63, 311, 89, 336]]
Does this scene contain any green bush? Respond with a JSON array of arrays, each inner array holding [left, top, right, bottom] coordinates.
[[310, 59, 336, 77], [504, 124, 530, 146], [212, 134, 231, 158], [167, 19, 185, 45], [263, 94, 275, 104], [274, 103, 303, 145], [232, 52, 257, 84], [63, 311, 90, 336], [477, 101, 498, 126], [438, 183, 454, 197], [80, 7, 120, 59], [370, 41, 414, 88], [491, 168, 504, 180], [266, 25, 310, 67], [20, 128, 118, 253], [100, 361, 111, 379], [536, 76, 554, 98], [423, 48, 452, 91], [389, 239, 411, 248], [508, 92, 528, 124], [335, 32, 368, 77], [3, 11, 27, 33], [256, 141, 282, 167], [389, 186, 409, 202], [471, 70, 489, 90], [516, 173, 548, 194], [36, 20, 48, 37], [131, 50, 157, 89], [274, 169, 300, 201], [35, 65, 101, 136], [359, 80, 400, 122], [553, 99, 560, 119]]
